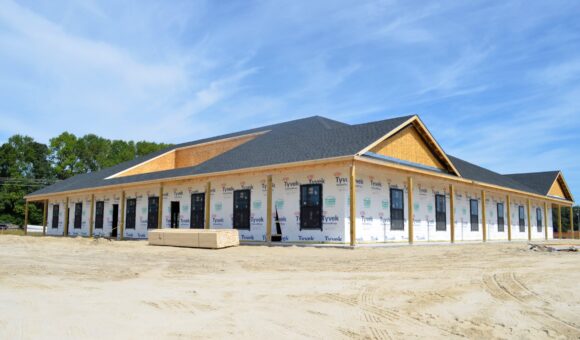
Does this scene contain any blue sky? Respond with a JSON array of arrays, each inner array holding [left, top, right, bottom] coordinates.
[[0, 0, 579, 200]]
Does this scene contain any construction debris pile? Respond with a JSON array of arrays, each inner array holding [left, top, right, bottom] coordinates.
[[529, 243, 577, 252]]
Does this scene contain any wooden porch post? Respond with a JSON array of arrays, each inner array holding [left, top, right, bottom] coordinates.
[[205, 182, 211, 229], [481, 190, 487, 242], [89, 194, 95, 238], [570, 206, 574, 240], [544, 202, 548, 240], [408, 176, 414, 244], [527, 199, 532, 241], [449, 184, 455, 243], [64, 197, 69, 237], [119, 191, 125, 240], [350, 164, 356, 246], [506, 195, 512, 241], [24, 200, 29, 236], [557, 205, 562, 239], [157, 184, 164, 229], [266, 175, 273, 244], [42, 200, 48, 236]]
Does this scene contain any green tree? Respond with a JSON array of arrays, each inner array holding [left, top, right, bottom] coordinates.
[[106, 140, 136, 167], [49, 132, 80, 180], [0, 135, 53, 226], [1, 132, 172, 226], [76, 134, 111, 172], [136, 141, 171, 157]]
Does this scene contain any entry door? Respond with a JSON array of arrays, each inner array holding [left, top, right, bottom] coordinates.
[[233, 190, 251, 229], [95, 201, 104, 229], [51, 204, 59, 229], [125, 199, 137, 230], [147, 197, 159, 229], [171, 201, 180, 228], [190, 193, 205, 229], [111, 204, 119, 237]]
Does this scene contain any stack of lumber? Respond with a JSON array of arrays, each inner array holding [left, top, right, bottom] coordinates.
[[149, 229, 239, 249]]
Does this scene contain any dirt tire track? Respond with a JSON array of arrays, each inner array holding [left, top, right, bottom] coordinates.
[[359, 287, 393, 340], [323, 292, 460, 338], [482, 272, 580, 338]]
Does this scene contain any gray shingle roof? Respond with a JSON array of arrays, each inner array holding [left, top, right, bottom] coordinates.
[[504, 171, 560, 196], [28, 114, 567, 201], [447, 156, 540, 194], [28, 115, 412, 196]]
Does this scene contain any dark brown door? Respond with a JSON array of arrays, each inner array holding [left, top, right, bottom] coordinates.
[[190, 193, 205, 229], [171, 201, 180, 228], [233, 190, 250, 229], [74, 203, 82, 229], [111, 204, 118, 237]]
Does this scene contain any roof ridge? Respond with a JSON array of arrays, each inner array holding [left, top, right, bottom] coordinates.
[[350, 114, 416, 127], [503, 170, 560, 176], [313, 115, 349, 129], [447, 155, 540, 194]]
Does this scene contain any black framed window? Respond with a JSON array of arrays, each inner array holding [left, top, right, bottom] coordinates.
[[126, 198, 137, 229], [435, 194, 446, 231], [233, 190, 251, 229], [74, 202, 82, 229], [190, 193, 205, 229], [95, 201, 104, 229], [497, 203, 505, 232], [470, 199, 479, 231], [147, 197, 159, 229], [536, 208, 542, 232], [390, 189, 404, 230], [300, 184, 323, 229], [518, 206, 525, 232], [51, 204, 59, 229]]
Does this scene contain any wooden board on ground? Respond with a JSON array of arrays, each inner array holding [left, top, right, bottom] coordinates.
[[148, 229, 239, 249]]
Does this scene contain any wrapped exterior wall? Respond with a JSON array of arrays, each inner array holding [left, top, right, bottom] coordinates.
[[92, 192, 122, 238], [123, 185, 160, 239], [46, 197, 66, 236], [352, 168, 411, 243], [485, 193, 508, 241], [42, 163, 558, 243], [117, 166, 349, 243], [66, 194, 92, 237], [352, 164, 555, 243]]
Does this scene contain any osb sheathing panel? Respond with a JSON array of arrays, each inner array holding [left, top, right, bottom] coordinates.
[[548, 179, 566, 199], [119, 151, 176, 177], [371, 125, 445, 170], [116, 134, 257, 178], [174, 134, 257, 169]]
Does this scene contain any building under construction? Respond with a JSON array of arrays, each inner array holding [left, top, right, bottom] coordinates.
[[24, 115, 576, 245]]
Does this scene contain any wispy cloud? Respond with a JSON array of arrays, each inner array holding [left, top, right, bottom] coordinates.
[[0, 0, 579, 199]]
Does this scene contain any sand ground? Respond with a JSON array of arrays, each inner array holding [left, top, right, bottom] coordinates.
[[0, 236, 579, 339]]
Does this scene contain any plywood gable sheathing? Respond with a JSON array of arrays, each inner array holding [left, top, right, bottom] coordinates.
[[370, 125, 446, 171], [548, 179, 566, 198], [113, 133, 260, 178], [548, 174, 573, 201], [174, 134, 257, 169], [119, 151, 176, 177]]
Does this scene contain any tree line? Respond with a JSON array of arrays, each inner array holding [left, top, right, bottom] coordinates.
[[0, 133, 172, 226]]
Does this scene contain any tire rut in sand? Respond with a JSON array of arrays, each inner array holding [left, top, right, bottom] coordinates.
[[322, 289, 459, 339], [482, 272, 580, 338], [359, 287, 392, 340]]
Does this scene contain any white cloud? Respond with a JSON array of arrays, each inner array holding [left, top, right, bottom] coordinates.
[[532, 59, 580, 86]]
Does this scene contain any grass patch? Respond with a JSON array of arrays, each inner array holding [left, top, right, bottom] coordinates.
[[0, 229, 43, 236]]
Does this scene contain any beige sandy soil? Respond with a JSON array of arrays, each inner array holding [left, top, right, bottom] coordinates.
[[0, 236, 579, 339]]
